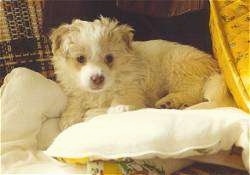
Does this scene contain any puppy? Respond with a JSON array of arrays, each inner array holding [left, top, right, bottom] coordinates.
[[50, 17, 234, 130]]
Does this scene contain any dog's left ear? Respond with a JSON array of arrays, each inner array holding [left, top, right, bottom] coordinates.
[[117, 24, 134, 50]]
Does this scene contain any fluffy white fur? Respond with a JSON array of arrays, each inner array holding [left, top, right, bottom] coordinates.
[[50, 17, 235, 130]]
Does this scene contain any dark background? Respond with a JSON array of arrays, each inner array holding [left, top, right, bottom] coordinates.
[[43, 0, 212, 53]]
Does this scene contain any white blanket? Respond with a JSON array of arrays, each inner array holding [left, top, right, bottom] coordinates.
[[1, 68, 83, 174], [1, 68, 249, 174]]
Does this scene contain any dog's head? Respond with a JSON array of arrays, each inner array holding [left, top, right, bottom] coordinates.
[[50, 17, 134, 92]]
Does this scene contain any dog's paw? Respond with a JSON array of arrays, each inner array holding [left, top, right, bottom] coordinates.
[[59, 116, 82, 130], [107, 105, 131, 114], [155, 93, 189, 109]]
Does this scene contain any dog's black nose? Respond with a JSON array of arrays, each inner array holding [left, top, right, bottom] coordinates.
[[90, 74, 105, 85]]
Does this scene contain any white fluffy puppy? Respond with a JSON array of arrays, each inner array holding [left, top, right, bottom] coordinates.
[[50, 17, 234, 130]]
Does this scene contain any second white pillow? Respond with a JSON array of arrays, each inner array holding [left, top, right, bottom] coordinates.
[[46, 108, 249, 170]]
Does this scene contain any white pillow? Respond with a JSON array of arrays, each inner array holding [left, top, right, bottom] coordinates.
[[46, 108, 250, 171], [0, 68, 88, 174], [1, 67, 66, 151]]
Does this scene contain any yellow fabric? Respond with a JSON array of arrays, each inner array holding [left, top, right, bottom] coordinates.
[[209, 0, 250, 112], [55, 157, 89, 165], [55, 157, 123, 174], [103, 162, 123, 174]]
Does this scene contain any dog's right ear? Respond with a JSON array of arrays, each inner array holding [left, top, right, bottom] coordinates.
[[50, 24, 70, 54]]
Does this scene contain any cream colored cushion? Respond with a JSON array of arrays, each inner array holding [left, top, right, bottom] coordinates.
[[46, 108, 250, 171], [0, 68, 79, 174]]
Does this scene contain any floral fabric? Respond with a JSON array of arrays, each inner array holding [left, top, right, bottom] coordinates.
[[209, 0, 250, 112]]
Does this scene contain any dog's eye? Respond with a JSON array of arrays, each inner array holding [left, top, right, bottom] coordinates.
[[104, 54, 114, 64], [76, 56, 85, 64]]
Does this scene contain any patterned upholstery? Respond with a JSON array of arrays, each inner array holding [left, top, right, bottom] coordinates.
[[0, 0, 54, 85]]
